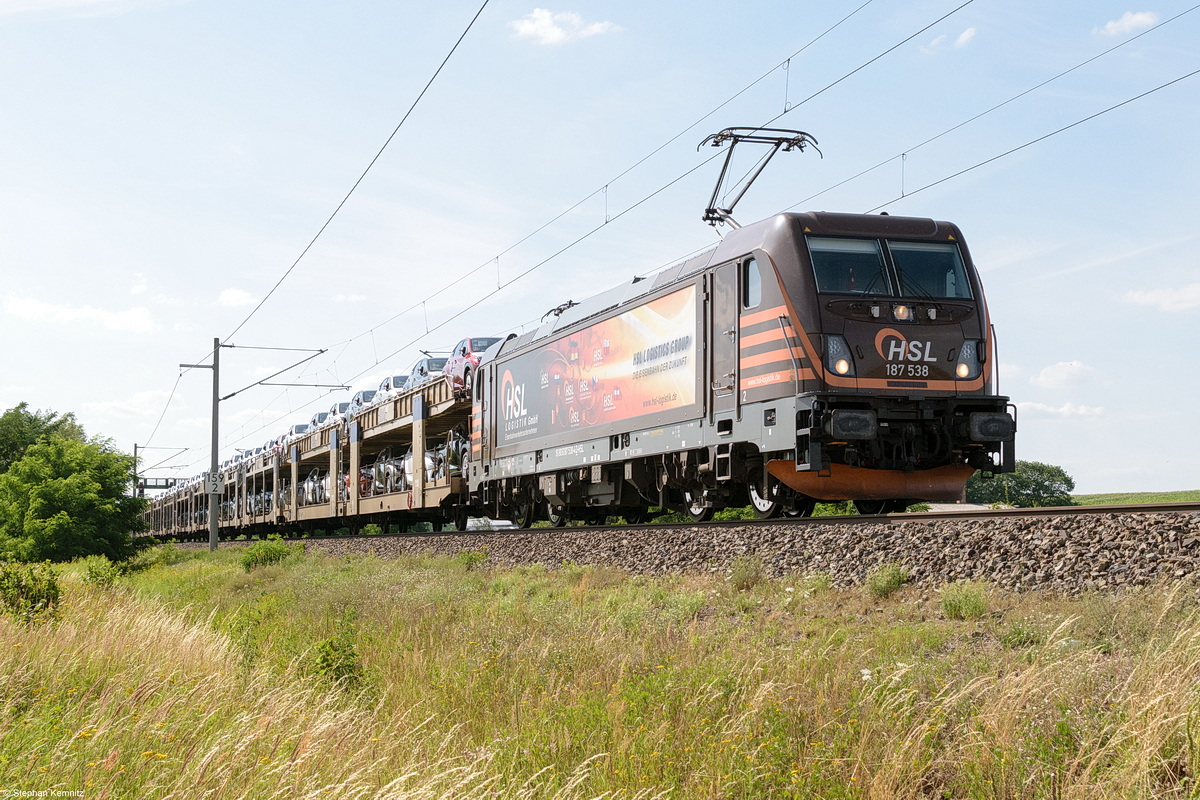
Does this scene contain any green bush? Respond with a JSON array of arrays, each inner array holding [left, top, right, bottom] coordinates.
[[82, 553, 121, 588], [941, 581, 989, 620], [0, 560, 61, 623], [452, 547, 488, 571], [729, 553, 765, 591], [967, 460, 1076, 507], [311, 610, 362, 688], [0, 434, 144, 562], [813, 501, 856, 517], [238, 535, 300, 572], [865, 562, 909, 599]]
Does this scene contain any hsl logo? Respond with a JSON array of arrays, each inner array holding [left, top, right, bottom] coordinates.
[[501, 370, 528, 420], [874, 328, 938, 363]]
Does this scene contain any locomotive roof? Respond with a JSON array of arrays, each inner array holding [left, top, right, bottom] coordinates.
[[496, 210, 955, 357]]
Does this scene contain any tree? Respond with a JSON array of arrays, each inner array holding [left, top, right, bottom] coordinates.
[[0, 402, 86, 474], [0, 435, 146, 562], [966, 460, 1076, 508]]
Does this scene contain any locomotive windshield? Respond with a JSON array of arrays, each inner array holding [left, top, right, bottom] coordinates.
[[807, 236, 972, 300]]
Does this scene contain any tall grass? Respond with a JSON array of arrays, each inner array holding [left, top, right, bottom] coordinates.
[[5, 549, 1200, 797]]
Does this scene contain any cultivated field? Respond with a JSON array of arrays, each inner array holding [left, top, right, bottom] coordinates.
[[3, 544, 1200, 798], [1072, 489, 1200, 506]]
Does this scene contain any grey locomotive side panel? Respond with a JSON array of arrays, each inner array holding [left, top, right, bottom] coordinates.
[[491, 281, 705, 457]]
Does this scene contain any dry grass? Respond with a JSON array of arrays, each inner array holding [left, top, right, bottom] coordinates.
[[0, 584, 663, 798], [4, 551, 1200, 798]]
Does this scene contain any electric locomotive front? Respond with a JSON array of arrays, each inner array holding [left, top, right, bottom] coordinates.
[[752, 211, 1015, 509]]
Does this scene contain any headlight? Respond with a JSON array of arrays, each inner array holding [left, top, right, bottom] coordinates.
[[956, 339, 982, 380], [824, 335, 856, 377]]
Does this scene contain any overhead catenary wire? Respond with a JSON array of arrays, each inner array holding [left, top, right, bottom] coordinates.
[[205, 60, 1200, 466], [160, 1, 1084, 467], [144, 0, 491, 457], [166, 3, 1193, 470], [784, 2, 1200, 211], [864, 66, 1200, 213], [171, 0, 907, 466], [222, 0, 492, 344], [328, 0, 885, 352], [140, 372, 183, 449]]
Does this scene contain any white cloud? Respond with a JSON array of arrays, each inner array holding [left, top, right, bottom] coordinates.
[[1124, 282, 1200, 312], [919, 34, 947, 54], [333, 294, 366, 303], [1016, 401, 1104, 418], [919, 28, 973, 55], [509, 8, 620, 45], [218, 288, 257, 307], [3, 295, 154, 333], [0, 0, 189, 18], [1096, 11, 1158, 36], [1030, 361, 1096, 390], [130, 273, 148, 295]]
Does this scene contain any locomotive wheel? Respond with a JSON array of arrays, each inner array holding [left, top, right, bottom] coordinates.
[[546, 502, 569, 528], [854, 499, 909, 515], [625, 506, 652, 524], [782, 495, 816, 517], [683, 489, 714, 523], [452, 507, 469, 531], [512, 495, 536, 529], [748, 475, 782, 519]]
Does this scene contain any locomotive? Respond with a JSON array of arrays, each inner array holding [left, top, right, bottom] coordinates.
[[465, 207, 1015, 526]]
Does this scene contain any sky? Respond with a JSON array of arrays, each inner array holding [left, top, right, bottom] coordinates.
[[1, 0, 1197, 494]]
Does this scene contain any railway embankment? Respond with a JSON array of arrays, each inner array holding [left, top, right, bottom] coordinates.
[[281, 510, 1200, 594]]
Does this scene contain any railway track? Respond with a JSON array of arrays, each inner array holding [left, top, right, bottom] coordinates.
[[173, 501, 1200, 595], [251, 500, 1200, 546]]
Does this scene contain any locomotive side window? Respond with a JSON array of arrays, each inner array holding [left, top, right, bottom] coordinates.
[[741, 257, 761, 309], [887, 241, 972, 299], [807, 237, 893, 295]]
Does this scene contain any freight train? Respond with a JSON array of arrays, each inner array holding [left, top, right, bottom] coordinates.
[[143, 132, 1015, 539]]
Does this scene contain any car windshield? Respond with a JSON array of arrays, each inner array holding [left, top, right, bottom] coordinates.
[[471, 337, 502, 351], [807, 236, 972, 299], [429, 358, 448, 371]]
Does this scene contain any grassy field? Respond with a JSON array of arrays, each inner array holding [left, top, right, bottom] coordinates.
[[1071, 489, 1200, 506], [4, 544, 1200, 798]]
